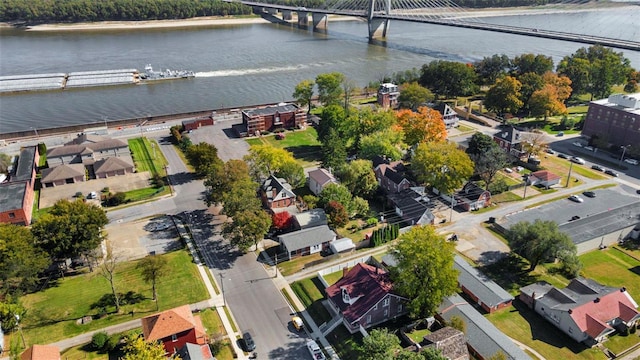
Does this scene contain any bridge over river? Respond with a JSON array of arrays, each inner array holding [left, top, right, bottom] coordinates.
[[229, 0, 640, 51]]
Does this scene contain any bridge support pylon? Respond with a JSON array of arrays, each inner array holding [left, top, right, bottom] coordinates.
[[312, 13, 328, 30], [367, 0, 391, 40], [297, 12, 309, 27], [281, 10, 292, 21]]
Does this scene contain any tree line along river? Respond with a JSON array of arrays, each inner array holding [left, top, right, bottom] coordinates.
[[0, 6, 638, 134]]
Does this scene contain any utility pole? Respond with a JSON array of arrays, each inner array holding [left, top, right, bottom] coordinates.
[[565, 161, 574, 187], [449, 193, 454, 223], [274, 253, 278, 278], [619, 145, 630, 167], [15, 314, 26, 348], [522, 174, 529, 199], [165, 164, 173, 195]]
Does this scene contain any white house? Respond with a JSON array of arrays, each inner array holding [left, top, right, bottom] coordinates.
[[308, 168, 338, 196]]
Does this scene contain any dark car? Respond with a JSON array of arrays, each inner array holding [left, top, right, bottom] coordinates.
[[605, 169, 619, 177], [558, 153, 569, 159], [242, 331, 256, 352], [583, 191, 596, 198], [591, 165, 604, 172], [545, 148, 555, 154]]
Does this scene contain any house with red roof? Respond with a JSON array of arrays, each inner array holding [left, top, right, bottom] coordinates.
[[527, 170, 561, 189], [520, 278, 640, 345], [325, 263, 409, 334], [141, 305, 208, 355], [21, 345, 60, 360]]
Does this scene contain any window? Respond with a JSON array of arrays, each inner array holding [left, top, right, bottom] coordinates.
[[384, 309, 388, 317], [8, 212, 15, 218], [397, 304, 403, 313], [373, 304, 378, 311], [383, 298, 390, 307], [171, 334, 178, 342], [367, 315, 371, 323]]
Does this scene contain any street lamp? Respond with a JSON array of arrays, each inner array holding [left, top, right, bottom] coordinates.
[[619, 145, 630, 167], [30, 127, 39, 140], [219, 273, 226, 307]]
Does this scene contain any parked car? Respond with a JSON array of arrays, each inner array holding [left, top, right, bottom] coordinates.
[[569, 195, 584, 203], [504, 167, 513, 173], [556, 131, 564, 137], [242, 331, 256, 352], [292, 316, 304, 331], [584, 146, 594, 151], [87, 191, 98, 199], [558, 153, 569, 159], [591, 165, 604, 172], [572, 141, 583, 147], [624, 158, 639, 165], [605, 169, 619, 177], [583, 191, 596, 198], [306, 339, 326, 360], [570, 156, 585, 165], [545, 148, 555, 154]]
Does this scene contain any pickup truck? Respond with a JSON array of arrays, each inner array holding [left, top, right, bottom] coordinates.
[[306, 339, 326, 360]]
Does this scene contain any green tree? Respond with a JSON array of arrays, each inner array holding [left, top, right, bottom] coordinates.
[[624, 70, 639, 93], [398, 82, 434, 109], [358, 128, 404, 161], [302, 194, 319, 210], [185, 142, 223, 178], [512, 53, 554, 76], [204, 159, 251, 206], [244, 145, 298, 182], [220, 180, 262, 219], [487, 352, 508, 360], [484, 76, 523, 115], [99, 242, 121, 313], [316, 72, 345, 106], [319, 183, 353, 213], [357, 328, 401, 360], [412, 142, 474, 194], [31, 199, 108, 263], [391, 226, 458, 318], [0, 153, 11, 173], [472, 146, 510, 191], [448, 315, 466, 333], [122, 334, 168, 360], [474, 54, 512, 86], [351, 196, 370, 218], [325, 200, 349, 228], [0, 223, 50, 294], [466, 132, 496, 156], [420, 60, 478, 98], [0, 298, 26, 332], [317, 104, 347, 142], [340, 159, 378, 198], [518, 72, 545, 113], [136, 255, 168, 306], [293, 79, 315, 113], [222, 209, 271, 253], [557, 45, 633, 100], [276, 159, 305, 189], [507, 220, 579, 272], [322, 128, 347, 171]]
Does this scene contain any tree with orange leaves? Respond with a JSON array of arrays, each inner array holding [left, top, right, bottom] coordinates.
[[395, 107, 447, 146]]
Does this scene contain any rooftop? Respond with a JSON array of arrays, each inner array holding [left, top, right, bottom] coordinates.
[[243, 103, 300, 117], [454, 255, 514, 308], [278, 225, 336, 252], [0, 181, 27, 213], [13, 146, 37, 182]]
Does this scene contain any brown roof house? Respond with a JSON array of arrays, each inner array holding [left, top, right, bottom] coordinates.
[[373, 157, 411, 194], [326, 262, 409, 334], [21, 345, 60, 360], [261, 174, 296, 210], [141, 305, 208, 355], [41, 163, 86, 188], [520, 278, 640, 345], [308, 168, 338, 196], [527, 170, 561, 189], [47, 137, 130, 167], [94, 157, 135, 178]]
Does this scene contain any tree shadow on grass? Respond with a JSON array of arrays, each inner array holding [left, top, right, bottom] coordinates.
[[90, 291, 146, 311], [284, 145, 322, 164], [480, 253, 538, 293], [512, 299, 594, 354]]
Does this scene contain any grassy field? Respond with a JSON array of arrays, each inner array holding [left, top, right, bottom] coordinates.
[[199, 308, 235, 360], [245, 127, 322, 167], [128, 138, 168, 177], [580, 247, 640, 301], [290, 277, 332, 325], [20, 249, 208, 344]]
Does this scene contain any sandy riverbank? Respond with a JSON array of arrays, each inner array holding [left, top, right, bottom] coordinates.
[[1, 2, 633, 32]]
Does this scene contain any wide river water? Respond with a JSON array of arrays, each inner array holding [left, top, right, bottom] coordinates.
[[0, 6, 639, 134]]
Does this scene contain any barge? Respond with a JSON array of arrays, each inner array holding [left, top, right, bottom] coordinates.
[[0, 64, 195, 94]]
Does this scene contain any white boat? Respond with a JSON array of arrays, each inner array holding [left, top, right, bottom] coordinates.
[[306, 339, 326, 360]]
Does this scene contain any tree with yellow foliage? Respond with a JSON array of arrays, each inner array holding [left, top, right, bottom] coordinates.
[[395, 107, 447, 146]]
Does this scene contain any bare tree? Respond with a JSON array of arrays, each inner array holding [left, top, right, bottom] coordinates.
[[137, 255, 168, 310], [99, 242, 121, 313], [521, 132, 547, 159]]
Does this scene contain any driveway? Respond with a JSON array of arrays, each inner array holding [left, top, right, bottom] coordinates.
[[106, 215, 181, 261]]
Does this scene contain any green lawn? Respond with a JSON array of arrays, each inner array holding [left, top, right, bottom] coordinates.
[[406, 328, 431, 343], [580, 247, 640, 301], [322, 270, 343, 286], [123, 185, 170, 202], [199, 308, 235, 360], [128, 138, 168, 177], [20, 249, 208, 344], [328, 325, 363, 360], [245, 127, 322, 167], [290, 277, 332, 325]]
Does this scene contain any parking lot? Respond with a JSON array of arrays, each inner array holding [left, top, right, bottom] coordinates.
[[186, 116, 250, 161], [106, 215, 180, 261]]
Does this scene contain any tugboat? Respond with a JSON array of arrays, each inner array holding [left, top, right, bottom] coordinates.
[[139, 64, 195, 81]]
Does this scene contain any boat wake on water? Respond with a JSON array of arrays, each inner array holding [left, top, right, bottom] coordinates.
[[196, 64, 307, 78]]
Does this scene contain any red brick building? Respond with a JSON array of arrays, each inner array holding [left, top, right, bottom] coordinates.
[[582, 93, 640, 148], [0, 146, 38, 226], [182, 117, 214, 131], [240, 103, 307, 136]]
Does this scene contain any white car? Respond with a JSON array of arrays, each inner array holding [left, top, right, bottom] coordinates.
[[307, 340, 326, 360], [504, 167, 513, 173], [569, 195, 584, 203], [584, 146, 594, 151], [624, 158, 639, 165], [572, 142, 583, 147], [570, 156, 585, 165]]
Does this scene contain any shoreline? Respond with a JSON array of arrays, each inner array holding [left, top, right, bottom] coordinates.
[[0, 2, 634, 32]]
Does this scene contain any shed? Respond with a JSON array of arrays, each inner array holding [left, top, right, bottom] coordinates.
[[182, 118, 214, 131], [330, 237, 355, 254]]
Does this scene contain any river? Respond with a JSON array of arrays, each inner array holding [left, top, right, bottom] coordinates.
[[0, 6, 638, 134]]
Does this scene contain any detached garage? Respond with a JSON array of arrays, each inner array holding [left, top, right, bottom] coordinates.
[[330, 237, 355, 254]]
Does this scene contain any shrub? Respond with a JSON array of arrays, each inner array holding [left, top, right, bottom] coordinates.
[[488, 178, 509, 195], [366, 217, 378, 227], [106, 333, 122, 351], [102, 187, 109, 193], [91, 331, 109, 351], [105, 192, 127, 207], [209, 338, 225, 355], [75, 191, 84, 198]]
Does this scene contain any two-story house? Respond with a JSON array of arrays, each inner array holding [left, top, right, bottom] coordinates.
[[0, 146, 38, 225], [141, 305, 208, 355], [261, 174, 297, 210], [373, 157, 411, 194], [493, 126, 523, 157], [326, 263, 409, 334]]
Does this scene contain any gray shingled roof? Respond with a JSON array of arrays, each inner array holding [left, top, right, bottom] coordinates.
[[278, 225, 335, 252], [94, 157, 134, 174], [262, 175, 295, 202], [41, 164, 85, 183], [531, 278, 619, 312], [454, 256, 514, 308], [438, 294, 532, 360], [48, 138, 128, 158], [243, 103, 299, 117], [0, 181, 27, 213]]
